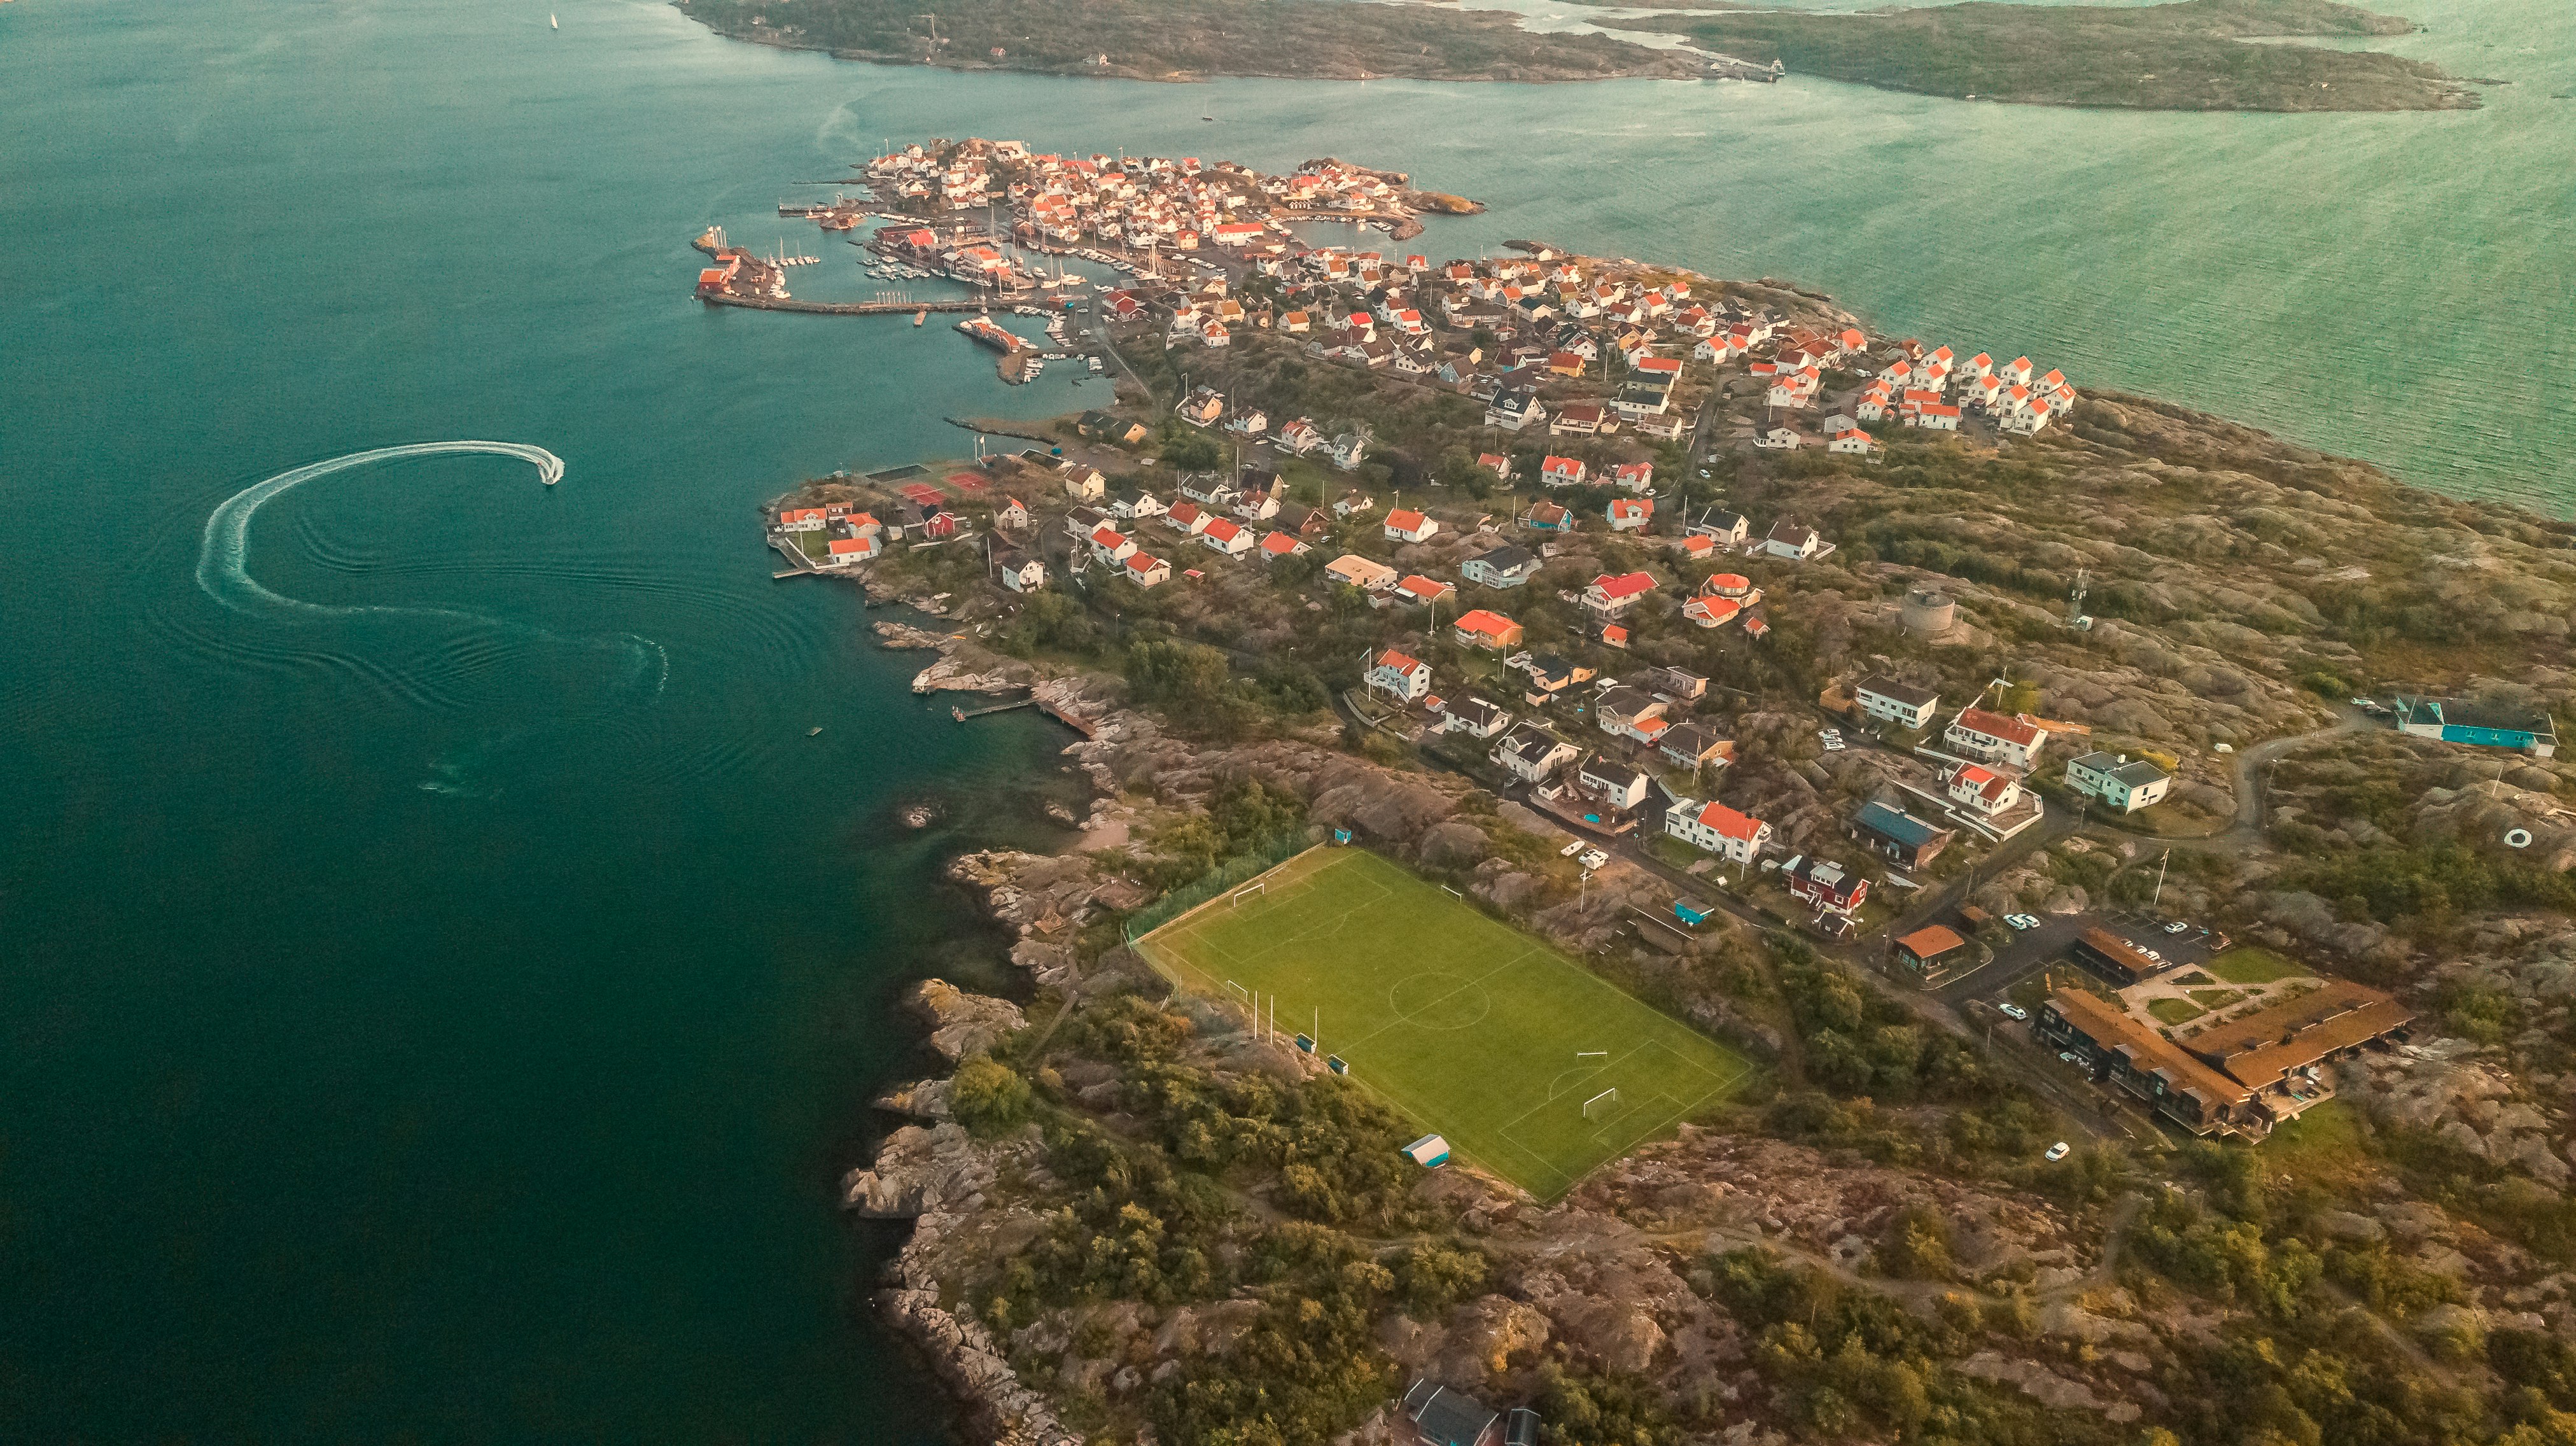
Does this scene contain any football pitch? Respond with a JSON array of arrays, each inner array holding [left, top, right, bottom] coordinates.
[[1133, 846, 1756, 1200]]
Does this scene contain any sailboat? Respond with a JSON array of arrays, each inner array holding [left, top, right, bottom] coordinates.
[[550, 12, 559, 29]]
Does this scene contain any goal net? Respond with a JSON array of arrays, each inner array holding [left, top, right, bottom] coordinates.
[[1231, 880, 1266, 905], [1582, 1087, 1621, 1119]]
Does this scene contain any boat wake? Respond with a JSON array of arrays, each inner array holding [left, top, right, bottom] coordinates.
[[196, 441, 668, 744]]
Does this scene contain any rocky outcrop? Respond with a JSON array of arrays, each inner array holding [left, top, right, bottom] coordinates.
[[875, 1076, 954, 1121], [883, 1287, 1083, 1446], [909, 978, 1026, 1061], [872, 621, 1033, 695], [840, 1121, 1000, 1216]]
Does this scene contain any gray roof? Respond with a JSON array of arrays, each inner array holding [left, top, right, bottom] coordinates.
[[1498, 726, 1568, 764], [1403, 1380, 1499, 1446], [1661, 722, 1726, 759], [1855, 673, 1940, 709], [2069, 750, 2172, 787], [1471, 544, 1537, 572]]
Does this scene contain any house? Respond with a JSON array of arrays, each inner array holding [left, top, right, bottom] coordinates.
[[1611, 462, 1653, 493], [1177, 388, 1226, 426], [1492, 725, 1579, 782], [1852, 675, 1940, 731], [778, 507, 828, 533], [1064, 506, 1108, 540], [1583, 570, 1658, 617], [1121, 551, 1171, 587], [1595, 685, 1667, 741], [1691, 509, 1749, 545], [823, 535, 882, 565], [1324, 554, 1399, 591], [1331, 433, 1369, 470], [1594, 621, 1632, 652], [1452, 608, 1523, 650], [1946, 763, 2023, 816], [993, 550, 1046, 593], [1783, 856, 1868, 918], [1658, 722, 1732, 771], [1666, 799, 1770, 863], [1087, 525, 1137, 563], [1763, 519, 1821, 560], [1367, 648, 1433, 705], [1332, 489, 1376, 519], [1520, 653, 1587, 697], [1401, 1379, 1502, 1446], [1259, 530, 1311, 560], [1277, 418, 1326, 454], [1439, 696, 1513, 739], [1606, 497, 1653, 533], [1200, 517, 1255, 556], [1640, 666, 1708, 701], [1550, 402, 1606, 437], [1485, 390, 1545, 432], [1110, 488, 1166, 522], [1754, 427, 1802, 451], [2064, 751, 2174, 813], [1078, 410, 1147, 445], [1178, 474, 1237, 509], [2391, 696, 2561, 757], [1577, 757, 1651, 813], [1460, 545, 1540, 589], [1525, 500, 1573, 534], [1233, 477, 1283, 520], [1476, 453, 1513, 482], [1674, 535, 1718, 563], [1893, 925, 1971, 978], [994, 497, 1030, 531], [1385, 508, 1440, 544], [1396, 574, 1455, 607], [1849, 801, 1955, 871], [1945, 708, 2046, 771], [1827, 428, 1877, 456], [1539, 455, 1588, 489], [1165, 500, 1211, 537], [1914, 404, 1962, 431]]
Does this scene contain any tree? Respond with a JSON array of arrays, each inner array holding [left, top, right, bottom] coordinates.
[[951, 1055, 1033, 1136]]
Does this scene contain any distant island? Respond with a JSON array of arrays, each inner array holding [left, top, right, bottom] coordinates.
[[671, 0, 1701, 83], [1613, 0, 2486, 112]]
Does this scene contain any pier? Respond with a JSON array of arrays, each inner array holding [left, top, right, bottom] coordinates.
[[951, 698, 1036, 722], [703, 295, 993, 318]]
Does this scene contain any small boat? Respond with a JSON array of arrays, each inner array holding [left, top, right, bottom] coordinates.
[[1201, 114, 1215, 122], [550, 11, 558, 27], [914, 308, 927, 325], [950, 705, 967, 722], [808, 726, 823, 736]]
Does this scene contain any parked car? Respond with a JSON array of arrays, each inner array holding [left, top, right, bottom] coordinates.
[[1579, 848, 1609, 871], [2163, 920, 2190, 934], [2044, 1141, 2071, 1162], [2058, 1051, 2083, 1065], [1998, 1002, 2029, 1021], [2006, 913, 2041, 931]]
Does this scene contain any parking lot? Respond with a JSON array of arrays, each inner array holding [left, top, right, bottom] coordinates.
[[1933, 907, 2225, 1014]]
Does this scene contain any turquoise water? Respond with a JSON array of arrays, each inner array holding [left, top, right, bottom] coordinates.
[[0, 0, 2565, 1435]]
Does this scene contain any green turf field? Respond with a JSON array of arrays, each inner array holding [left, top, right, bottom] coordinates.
[[1133, 846, 1756, 1200]]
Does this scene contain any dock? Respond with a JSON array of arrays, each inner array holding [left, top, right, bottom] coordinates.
[[703, 295, 993, 318], [951, 698, 1036, 721]]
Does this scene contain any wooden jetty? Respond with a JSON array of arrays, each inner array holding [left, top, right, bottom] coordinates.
[[951, 698, 1036, 722], [703, 295, 992, 318]]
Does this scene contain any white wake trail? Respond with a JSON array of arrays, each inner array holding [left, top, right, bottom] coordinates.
[[197, 441, 666, 699]]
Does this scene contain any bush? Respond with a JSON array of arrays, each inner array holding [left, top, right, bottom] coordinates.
[[951, 1055, 1033, 1136]]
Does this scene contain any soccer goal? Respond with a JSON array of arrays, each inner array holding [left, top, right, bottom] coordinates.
[[1581, 1087, 1621, 1119], [1231, 880, 1266, 905]]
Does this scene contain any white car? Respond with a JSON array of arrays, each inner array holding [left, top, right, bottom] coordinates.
[[2163, 920, 2191, 935], [1579, 848, 1609, 871], [2044, 1141, 2071, 1162], [1998, 1002, 2029, 1021], [2005, 913, 2041, 931]]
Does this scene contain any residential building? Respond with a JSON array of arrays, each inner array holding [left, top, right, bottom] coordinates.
[[1946, 763, 2022, 816], [1452, 608, 1523, 650], [1258, 530, 1310, 561], [1385, 508, 1440, 544], [1691, 509, 1749, 545], [1324, 554, 1399, 591], [1539, 455, 1588, 489], [1763, 519, 1822, 560], [1946, 708, 2046, 771], [2072, 927, 2171, 986], [1401, 1379, 1502, 1446], [993, 551, 1046, 593], [1199, 517, 1254, 556], [1460, 544, 1540, 589], [1367, 648, 1433, 705], [1524, 500, 1573, 534], [1492, 726, 1578, 783], [1121, 552, 1170, 587], [1395, 574, 1455, 607], [1087, 525, 1136, 564], [1658, 723, 1731, 771], [2064, 751, 2174, 813], [823, 535, 881, 565], [2035, 989, 2250, 1136], [1665, 799, 1770, 863], [1783, 856, 1868, 918], [1595, 686, 1667, 741], [1438, 696, 1513, 739], [1577, 757, 1651, 813], [778, 507, 827, 532], [1583, 570, 1658, 617], [1849, 801, 1954, 871], [1331, 489, 1376, 517], [1485, 389, 1544, 432], [1893, 925, 1971, 978], [1606, 497, 1652, 533], [1852, 675, 1940, 731], [1611, 461, 1654, 493]]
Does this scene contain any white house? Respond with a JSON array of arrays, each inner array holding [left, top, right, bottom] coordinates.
[[1331, 433, 1369, 470], [1576, 757, 1651, 813], [1665, 799, 1771, 864], [1583, 570, 1658, 617], [1199, 517, 1255, 556], [1763, 519, 1822, 560], [1122, 551, 1171, 587], [995, 552, 1046, 593], [1492, 726, 1579, 782], [1754, 427, 1803, 451], [1852, 675, 1938, 731], [2064, 751, 2173, 813], [1383, 507, 1439, 544], [1606, 497, 1653, 533], [1539, 455, 1588, 489], [1946, 708, 2046, 771], [1439, 696, 1513, 740], [778, 506, 828, 533], [1611, 462, 1653, 493], [1460, 544, 1540, 589], [1060, 467, 1107, 502], [1367, 647, 1432, 705], [1088, 525, 1136, 564], [1947, 763, 2023, 816]]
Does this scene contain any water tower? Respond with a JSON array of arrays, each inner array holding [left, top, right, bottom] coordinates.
[[1901, 585, 1956, 637]]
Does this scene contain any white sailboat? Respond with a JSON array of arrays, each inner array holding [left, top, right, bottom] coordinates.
[[550, 12, 559, 29]]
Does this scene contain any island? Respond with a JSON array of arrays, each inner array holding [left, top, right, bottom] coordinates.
[[738, 138, 2576, 1446], [1614, 0, 2486, 112], [671, 0, 1702, 83]]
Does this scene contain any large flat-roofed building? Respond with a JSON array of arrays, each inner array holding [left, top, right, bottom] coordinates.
[[2184, 979, 2416, 1093], [2072, 926, 2169, 986], [2392, 695, 2559, 757]]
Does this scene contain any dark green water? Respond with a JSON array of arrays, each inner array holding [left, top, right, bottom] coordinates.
[[3, 0, 2568, 1436]]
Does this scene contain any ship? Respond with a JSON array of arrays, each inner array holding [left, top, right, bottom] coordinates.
[[955, 315, 1021, 354]]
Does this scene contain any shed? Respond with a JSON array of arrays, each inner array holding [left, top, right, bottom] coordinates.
[[1674, 899, 1717, 927], [1402, 1134, 1450, 1168]]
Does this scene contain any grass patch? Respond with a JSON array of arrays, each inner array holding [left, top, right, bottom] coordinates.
[[1134, 846, 1756, 1200], [2146, 997, 2206, 1026], [2265, 1099, 2373, 1189], [2190, 987, 2248, 1011], [2207, 946, 2304, 985]]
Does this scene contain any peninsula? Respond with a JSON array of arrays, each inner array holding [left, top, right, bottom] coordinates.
[[671, 0, 1702, 83], [1616, 0, 2485, 112], [745, 139, 2576, 1446]]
